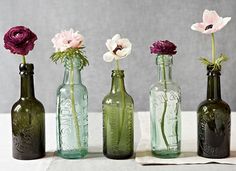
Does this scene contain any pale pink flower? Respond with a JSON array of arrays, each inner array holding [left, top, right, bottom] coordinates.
[[191, 9, 231, 34], [103, 34, 132, 62], [52, 29, 84, 52]]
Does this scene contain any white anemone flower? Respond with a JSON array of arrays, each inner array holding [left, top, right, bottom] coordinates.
[[103, 34, 132, 62]]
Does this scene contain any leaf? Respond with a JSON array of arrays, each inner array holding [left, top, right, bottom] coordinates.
[[213, 54, 229, 70], [50, 47, 89, 70], [199, 57, 212, 66]]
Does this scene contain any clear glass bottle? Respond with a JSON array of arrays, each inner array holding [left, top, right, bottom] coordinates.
[[150, 55, 181, 158], [197, 65, 231, 158], [11, 64, 45, 160], [56, 58, 88, 159], [102, 70, 134, 159]]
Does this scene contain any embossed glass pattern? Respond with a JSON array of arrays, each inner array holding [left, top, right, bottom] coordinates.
[[11, 64, 45, 160], [56, 58, 88, 159], [197, 65, 231, 158], [150, 55, 181, 158], [102, 70, 134, 159]]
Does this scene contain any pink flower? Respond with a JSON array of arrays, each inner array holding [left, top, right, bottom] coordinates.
[[191, 9, 231, 34], [52, 29, 84, 52]]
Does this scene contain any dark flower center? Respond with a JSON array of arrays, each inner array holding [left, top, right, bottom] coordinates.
[[205, 24, 213, 30], [113, 45, 123, 54], [67, 40, 72, 44]]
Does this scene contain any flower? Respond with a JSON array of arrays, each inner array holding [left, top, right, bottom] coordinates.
[[103, 34, 132, 62], [191, 9, 231, 34], [4, 26, 37, 56], [52, 28, 84, 52], [150, 40, 177, 55]]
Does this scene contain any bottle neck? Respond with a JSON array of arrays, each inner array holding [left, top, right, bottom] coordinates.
[[207, 70, 221, 100], [19, 64, 35, 98], [157, 64, 172, 82], [156, 55, 173, 82], [110, 70, 126, 93], [63, 58, 82, 84]]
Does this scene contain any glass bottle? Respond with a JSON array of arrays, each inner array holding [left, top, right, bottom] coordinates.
[[197, 65, 231, 158], [150, 55, 181, 158], [102, 70, 134, 159], [56, 57, 88, 159], [11, 64, 45, 160]]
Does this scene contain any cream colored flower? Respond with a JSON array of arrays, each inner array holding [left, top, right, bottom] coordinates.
[[103, 34, 132, 62]]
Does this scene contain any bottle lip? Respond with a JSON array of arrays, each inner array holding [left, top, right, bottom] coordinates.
[[19, 63, 34, 75], [64, 57, 82, 70], [156, 55, 173, 65], [207, 65, 221, 75], [111, 70, 124, 77]]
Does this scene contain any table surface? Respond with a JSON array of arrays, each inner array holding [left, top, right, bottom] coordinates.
[[0, 112, 235, 171]]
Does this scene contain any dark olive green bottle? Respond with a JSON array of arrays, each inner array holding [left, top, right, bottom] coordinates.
[[197, 65, 231, 158], [11, 64, 45, 160], [102, 70, 134, 159]]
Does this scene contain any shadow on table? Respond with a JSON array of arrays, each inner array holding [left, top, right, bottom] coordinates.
[[136, 150, 236, 158], [44, 151, 56, 158]]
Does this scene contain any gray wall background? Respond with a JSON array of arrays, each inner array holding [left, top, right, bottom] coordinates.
[[0, 0, 235, 113]]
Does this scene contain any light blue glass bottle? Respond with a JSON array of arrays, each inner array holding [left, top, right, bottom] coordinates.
[[150, 55, 181, 158], [56, 57, 88, 159]]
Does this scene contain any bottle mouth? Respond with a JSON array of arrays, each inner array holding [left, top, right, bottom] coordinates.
[[64, 57, 82, 70], [19, 63, 34, 75], [207, 64, 221, 76], [111, 70, 124, 78], [156, 55, 173, 65]]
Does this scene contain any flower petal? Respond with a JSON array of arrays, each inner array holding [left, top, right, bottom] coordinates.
[[215, 17, 231, 31], [103, 52, 115, 62], [117, 38, 132, 48], [191, 23, 207, 33], [203, 9, 220, 25], [106, 39, 117, 51], [112, 34, 121, 42]]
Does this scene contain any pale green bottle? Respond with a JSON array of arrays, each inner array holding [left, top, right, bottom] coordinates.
[[150, 55, 181, 158], [56, 58, 88, 159]]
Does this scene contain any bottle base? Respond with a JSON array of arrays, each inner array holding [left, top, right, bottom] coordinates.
[[198, 151, 229, 159], [57, 149, 88, 159], [152, 150, 180, 158], [13, 152, 45, 160], [104, 152, 133, 160]]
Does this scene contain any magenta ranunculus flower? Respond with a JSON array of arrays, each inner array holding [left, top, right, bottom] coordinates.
[[4, 26, 37, 56], [150, 40, 177, 56]]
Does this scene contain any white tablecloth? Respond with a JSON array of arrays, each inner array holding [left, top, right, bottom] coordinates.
[[0, 112, 235, 171], [136, 112, 236, 165]]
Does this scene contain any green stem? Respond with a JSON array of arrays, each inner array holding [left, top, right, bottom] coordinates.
[[115, 60, 120, 70], [211, 33, 216, 63], [115, 60, 126, 145], [160, 55, 169, 149], [22, 55, 26, 64], [70, 59, 81, 148]]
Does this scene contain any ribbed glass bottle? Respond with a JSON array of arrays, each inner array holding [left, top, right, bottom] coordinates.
[[56, 58, 88, 159], [11, 64, 45, 160], [197, 65, 231, 158], [150, 55, 181, 158], [102, 70, 134, 159]]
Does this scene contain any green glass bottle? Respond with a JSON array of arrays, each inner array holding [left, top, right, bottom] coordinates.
[[56, 58, 88, 159], [102, 70, 134, 159], [197, 65, 231, 158], [11, 64, 45, 160]]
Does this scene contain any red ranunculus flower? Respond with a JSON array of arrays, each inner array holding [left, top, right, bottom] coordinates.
[[150, 40, 177, 56], [4, 26, 37, 56]]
